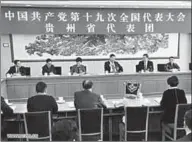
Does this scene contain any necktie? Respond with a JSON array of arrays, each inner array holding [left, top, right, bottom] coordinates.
[[144, 62, 147, 71], [16, 67, 19, 73], [77, 67, 80, 73], [111, 63, 116, 73], [171, 63, 173, 69]]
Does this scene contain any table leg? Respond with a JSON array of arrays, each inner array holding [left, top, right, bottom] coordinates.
[[109, 110, 112, 141]]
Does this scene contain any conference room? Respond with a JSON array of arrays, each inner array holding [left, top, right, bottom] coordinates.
[[1, 1, 192, 141]]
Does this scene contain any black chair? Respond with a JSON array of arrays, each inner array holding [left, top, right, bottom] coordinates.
[[136, 65, 140, 72], [23, 111, 52, 141], [189, 63, 192, 70], [157, 64, 167, 72], [84, 66, 87, 74], [78, 108, 103, 141], [162, 104, 192, 140], [55, 67, 62, 75], [124, 106, 149, 141], [25, 67, 31, 76]]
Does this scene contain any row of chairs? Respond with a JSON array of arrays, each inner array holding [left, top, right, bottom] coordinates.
[[22, 104, 191, 141], [24, 67, 62, 76], [136, 63, 192, 72], [23, 66, 87, 76]]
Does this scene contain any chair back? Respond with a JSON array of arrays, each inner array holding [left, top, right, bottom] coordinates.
[[78, 108, 103, 141], [125, 106, 149, 141], [189, 63, 192, 70], [175, 104, 192, 128], [70, 66, 73, 74], [136, 65, 140, 72], [25, 67, 31, 76], [84, 66, 87, 74], [23, 111, 52, 141], [55, 66, 62, 75], [157, 64, 166, 72]]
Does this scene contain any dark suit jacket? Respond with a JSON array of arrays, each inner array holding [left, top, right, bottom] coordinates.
[[74, 90, 106, 110], [104, 61, 123, 73], [70, 64, 86, 75], [42, 64, 56, 75], [27, 95, 58, 114], [1, 96, 13, 116], [160, 88, 187, 123], [165, 62, 180, 71], [177, 133, 192, 141], [6, 66, 26, 76], [138, 60, 154, 72], [1, 96, 13, 138]]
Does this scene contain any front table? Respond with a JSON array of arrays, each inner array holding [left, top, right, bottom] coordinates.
[[3, 71, 191, 100]]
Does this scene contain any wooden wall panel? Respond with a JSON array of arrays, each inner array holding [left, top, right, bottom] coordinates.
[[4, 72, 191, 100]]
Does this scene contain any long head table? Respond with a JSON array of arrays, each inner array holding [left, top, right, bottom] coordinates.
[[1, 72, 191, 100]]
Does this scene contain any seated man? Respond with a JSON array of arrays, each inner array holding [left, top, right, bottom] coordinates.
[[70, 57, 86, 75], [42, 58, 56, 75], [27, 81, 58, 114], [6, 60, 26, 76], [137, 54, 154, 72], [104, 54, 123, 74], [74, 80, 106, 110], [177, 109, 192, 141], [165, 56, 180, 72], [52, 119, 78, 141], [1, 96, 13, 140]]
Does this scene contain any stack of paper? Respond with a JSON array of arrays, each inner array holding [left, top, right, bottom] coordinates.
[[154, 98, 161, 104], [67, 102, 75, 108]]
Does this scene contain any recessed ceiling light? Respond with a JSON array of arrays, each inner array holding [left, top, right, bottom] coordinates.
[[25, 5, 32, 7]]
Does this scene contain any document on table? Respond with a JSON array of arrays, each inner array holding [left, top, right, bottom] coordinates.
[[67, 102, 75, 108], [154, 98, 161, 104]]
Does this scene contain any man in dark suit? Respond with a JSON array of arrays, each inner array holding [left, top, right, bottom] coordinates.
[[1, 96, 13, 140], [27, 82, 58, 114], [42, 58, 56, 75], [6, 60, 26, 76], [177, 109, 192, 141], [137, 54, 154, 72], [165, 56, 180, 72], [104, 54, 123, 74], [70, 57, 86, 75], [74, 80, 106, 110]]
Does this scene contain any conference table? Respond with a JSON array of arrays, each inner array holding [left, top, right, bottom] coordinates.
[[7, 94, 191, 112], [1, 71, 191, 140]]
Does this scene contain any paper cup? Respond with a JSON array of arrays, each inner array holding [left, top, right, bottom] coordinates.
[[58, 97, 63, 101]]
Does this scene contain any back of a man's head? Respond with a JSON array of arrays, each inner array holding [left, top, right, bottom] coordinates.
[[36, 82, 47, 93], [82, 80, 93, 90], [52, 119, 78, 141], [184, 109, 192, 131]]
